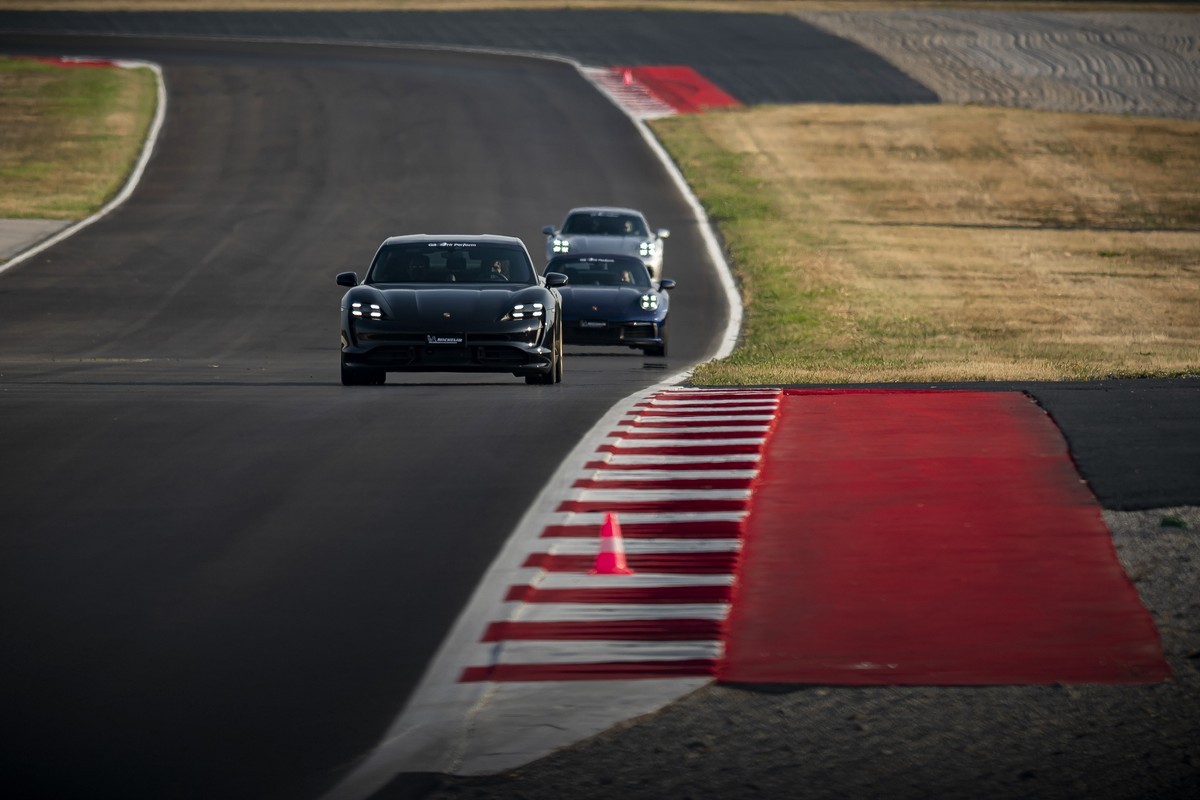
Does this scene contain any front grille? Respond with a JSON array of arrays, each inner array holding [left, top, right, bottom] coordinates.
[[357, 344, 540, 368], [356, 332, 427, 344], [568, 321, 658, 345]]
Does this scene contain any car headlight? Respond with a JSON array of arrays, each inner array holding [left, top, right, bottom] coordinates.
[[503, 302, 545, 321], [350, 301, 384, 319], [639, 294, 659, 310], [639, 241, 654, 257], [551, 238, 570, 254]]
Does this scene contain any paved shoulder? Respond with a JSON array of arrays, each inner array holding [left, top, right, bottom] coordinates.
[[793, 9, 1200, 119]]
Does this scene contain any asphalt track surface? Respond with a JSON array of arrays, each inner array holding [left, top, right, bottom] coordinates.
[[1, 11, 1198, 800], [0, 32, 732, 800]]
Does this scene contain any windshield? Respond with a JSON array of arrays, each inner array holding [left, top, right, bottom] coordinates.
[[561, 212, 648, 237], [546, 256, 651, 289], [367, 242, 535, 284]]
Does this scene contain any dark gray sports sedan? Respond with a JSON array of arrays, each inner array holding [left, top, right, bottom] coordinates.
[[545, 254, 675, 357], [337, 235, 566, 385]]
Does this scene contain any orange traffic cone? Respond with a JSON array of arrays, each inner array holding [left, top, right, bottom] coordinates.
[[591, 512, 634, 575]]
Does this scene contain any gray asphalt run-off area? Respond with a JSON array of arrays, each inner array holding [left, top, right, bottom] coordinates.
[[1, 8, 1197, 799]]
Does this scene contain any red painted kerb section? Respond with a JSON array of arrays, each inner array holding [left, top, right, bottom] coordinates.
[[720, 390, 1169, 685], [615, 66, 741, 113]]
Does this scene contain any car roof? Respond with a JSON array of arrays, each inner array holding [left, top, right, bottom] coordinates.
[[563, 206, 647, 218], [378, 234, 530, 248]]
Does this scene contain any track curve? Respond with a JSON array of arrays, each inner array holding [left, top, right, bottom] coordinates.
[[0, 34, 730, 800]]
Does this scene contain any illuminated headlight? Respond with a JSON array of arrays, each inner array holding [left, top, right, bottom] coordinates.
[[551, 238, 570, 254], [504, 302, 545, 321], [639, 294, 659, 310], [639, 241, 654, 257], [351, 301, 384, 319]]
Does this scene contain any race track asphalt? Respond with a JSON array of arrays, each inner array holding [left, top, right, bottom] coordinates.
[[0, 10, 1196, 800], [0, 32, 728, 800]]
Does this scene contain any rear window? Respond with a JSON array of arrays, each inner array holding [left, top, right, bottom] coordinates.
[[367, 242, 535, 284]]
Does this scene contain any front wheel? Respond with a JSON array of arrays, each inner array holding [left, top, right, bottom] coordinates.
[[552, 318, 564, 383], [644, 325, 668, 358], [341, 360, 385, 385], [526, 320, 563, 385]]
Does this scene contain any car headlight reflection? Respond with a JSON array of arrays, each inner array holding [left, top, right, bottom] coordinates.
[[351, 301, 384, 319], [639, 294, 659, 310], [503, 302, 545, 321], [551, 238, 570, 254]]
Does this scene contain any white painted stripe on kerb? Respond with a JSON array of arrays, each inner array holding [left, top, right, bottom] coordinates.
[[571, 488, 751, 502], [601, 454, 765, 466], [531, 573, 735, 589], [498, 602, 730, 622], [533, 538, 742, 554], [648, 398, 779, 406], [624, 419, 772, 424], [585, 469, 759, 481], [547, 511, 746, 525], [491, 640, 724, 664], [608, 437, 765, 448], [615, 425, 771, 434]]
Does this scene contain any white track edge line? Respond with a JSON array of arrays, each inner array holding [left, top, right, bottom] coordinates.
[[210, 37, 745, 799], [0, 59, 166, 277]]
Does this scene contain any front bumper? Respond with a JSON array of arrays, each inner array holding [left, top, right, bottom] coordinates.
[[342, 323, 553, 375], [563, 319, 663, 348]]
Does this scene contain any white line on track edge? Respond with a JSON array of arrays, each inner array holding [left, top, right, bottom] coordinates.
[[0, 33, 748, 800], [20, 34, 749, 800], [0, 59, 166, 277], [320, 43, 746, 800]]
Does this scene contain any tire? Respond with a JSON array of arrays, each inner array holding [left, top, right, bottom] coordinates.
[[644, 324, 668, 358], [553, 319, 565, 383], [342, 360, 385, 386], [526, 320, 563, 385]]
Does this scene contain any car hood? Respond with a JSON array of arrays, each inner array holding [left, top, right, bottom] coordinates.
[[371, 286, 528, 330], [558, 285, 649, 316], [559, 235, 645, 256]]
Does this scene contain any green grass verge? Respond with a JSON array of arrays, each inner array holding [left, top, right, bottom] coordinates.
[[0, 56, 158, 219]]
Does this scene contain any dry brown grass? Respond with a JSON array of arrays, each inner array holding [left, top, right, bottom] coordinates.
[[0, 57, 157, 219], [654, 104, 1200, 383]]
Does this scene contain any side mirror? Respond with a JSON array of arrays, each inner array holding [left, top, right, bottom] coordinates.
[[658, 278, 676, 291], [657, 228, 670, 239], [545, 272, 569, 288], [541, 225, 556, 237], [336, 271, 358, 287]]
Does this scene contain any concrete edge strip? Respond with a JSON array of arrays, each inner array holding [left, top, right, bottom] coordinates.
[[0, 58, 166, 277]]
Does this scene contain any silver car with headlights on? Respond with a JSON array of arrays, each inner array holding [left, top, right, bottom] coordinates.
[[542, 206, 670, 281]]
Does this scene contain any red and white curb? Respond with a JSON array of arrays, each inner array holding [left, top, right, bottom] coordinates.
[[583, 66, 678, 120], [462, 388, 780, 683], [323, 388, 780, 798]]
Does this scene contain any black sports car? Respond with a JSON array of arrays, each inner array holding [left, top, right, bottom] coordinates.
[[337, 235, 566, 385], [544, 254, 675, 357]]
